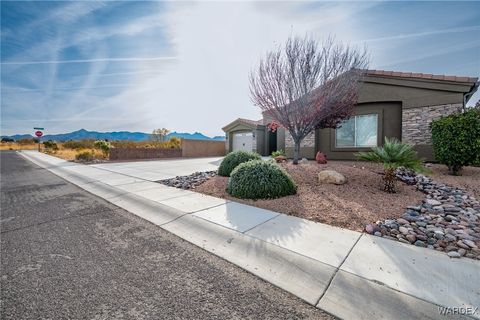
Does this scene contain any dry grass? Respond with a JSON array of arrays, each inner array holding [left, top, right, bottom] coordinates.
[[0, 143, 38, 150], [46, 147, 105, 161]]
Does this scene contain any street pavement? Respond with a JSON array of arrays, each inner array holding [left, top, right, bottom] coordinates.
[[0, 151, 334, 320]]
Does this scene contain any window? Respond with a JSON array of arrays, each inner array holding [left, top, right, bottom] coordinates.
[[335, 114, 378, 148]]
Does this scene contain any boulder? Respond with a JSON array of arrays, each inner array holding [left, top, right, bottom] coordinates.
[[316, 152, 327, 164], [318, 170, 347, 185], [300, 158, 309, 164]]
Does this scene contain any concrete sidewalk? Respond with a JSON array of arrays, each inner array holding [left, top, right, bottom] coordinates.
[[19, 151, 480, 320]]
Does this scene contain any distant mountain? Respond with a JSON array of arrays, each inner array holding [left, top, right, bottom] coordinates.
[[2, 129, 225, 142], [4, 134, 35, 140], [167, 131, 212, 140]]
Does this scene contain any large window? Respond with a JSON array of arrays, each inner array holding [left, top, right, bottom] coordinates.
[[335, 114, 378, 148]]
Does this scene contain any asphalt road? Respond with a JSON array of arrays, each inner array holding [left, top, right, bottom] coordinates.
[[0, 151, 334, 320]]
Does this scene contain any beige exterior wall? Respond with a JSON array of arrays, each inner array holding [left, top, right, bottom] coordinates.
[[402, 103, 462, 145], [181, 139, 226, 157]]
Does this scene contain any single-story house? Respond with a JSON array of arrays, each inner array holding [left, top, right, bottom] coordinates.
[[222, 69, 478, 161]]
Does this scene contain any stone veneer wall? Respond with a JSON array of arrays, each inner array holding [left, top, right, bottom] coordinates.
[[402, 103, 462, 145], [285, 131, 315, 148]]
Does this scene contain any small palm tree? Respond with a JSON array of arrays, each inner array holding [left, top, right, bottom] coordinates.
[[356, 138, 424, 193]]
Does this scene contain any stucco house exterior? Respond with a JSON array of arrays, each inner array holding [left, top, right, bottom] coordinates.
[[222, 70, 478, 161]]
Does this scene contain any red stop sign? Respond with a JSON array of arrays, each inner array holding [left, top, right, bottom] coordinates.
[[35, 131, 43, 137]]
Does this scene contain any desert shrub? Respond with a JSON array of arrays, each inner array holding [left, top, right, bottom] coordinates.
[[165, 136, 181, 149], [218, 150, 261, 176], [43, 140, 58, 152], [94, 140, 111, 157], [17, 138, 36, 145], [63, 139, 95, 149], [75, 150, 94, 162], [227, 160, 296, 199], [271, 150, 285, 158], [430, 108, 480, 175], [356, 138, 424, 193]]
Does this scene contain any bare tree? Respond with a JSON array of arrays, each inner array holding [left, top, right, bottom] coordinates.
[[150, 128, 170, 144], [250, 35, 369, 164]]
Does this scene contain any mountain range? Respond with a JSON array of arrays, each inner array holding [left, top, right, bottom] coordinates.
[[2, 129, 225, 142]]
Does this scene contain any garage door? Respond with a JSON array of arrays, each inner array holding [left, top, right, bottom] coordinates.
[[232, 132, 253, 152]]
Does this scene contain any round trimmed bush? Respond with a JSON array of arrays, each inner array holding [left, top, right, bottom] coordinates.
[[431, 108, 480, 175], [218, 150, 261, 176], [227, 160, 297, 199]]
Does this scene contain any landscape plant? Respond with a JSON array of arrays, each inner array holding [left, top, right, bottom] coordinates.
[[355, 138, 424, 193], [227, 160, 297, 199], [271, 150, 285, 158], [250, 34, 368, 164], [218, 150, 261, 176], [94, 140, 111, 157], [43, 140, 58, 153], [430, 108, 480, 175], [75, 150, 94, 162]]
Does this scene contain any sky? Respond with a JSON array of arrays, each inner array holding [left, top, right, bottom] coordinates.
[[1, 1, 479, 136]]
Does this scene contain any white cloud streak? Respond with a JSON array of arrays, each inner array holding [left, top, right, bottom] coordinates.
[[2, 56, 177, 65], [359, 25, 480, 43]]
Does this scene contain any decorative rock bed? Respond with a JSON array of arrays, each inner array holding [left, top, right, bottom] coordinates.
[[366, 168, 480, 260], [158, 171, 217, 189]]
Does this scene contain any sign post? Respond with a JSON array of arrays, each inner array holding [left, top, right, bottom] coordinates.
[[34, 128, 44, 152]]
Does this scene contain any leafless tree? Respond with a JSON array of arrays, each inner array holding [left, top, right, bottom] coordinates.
[[150, 128, 170, 144], [250, 35, 369, 164]]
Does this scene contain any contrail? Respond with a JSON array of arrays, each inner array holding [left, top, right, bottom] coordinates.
[[359, 25, 480, 43], [1, 56, 177, 65]]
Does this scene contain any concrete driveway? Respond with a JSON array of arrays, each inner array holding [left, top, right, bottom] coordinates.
[[91, 157, 223, 181]]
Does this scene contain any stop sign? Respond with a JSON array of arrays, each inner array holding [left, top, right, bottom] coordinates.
[[35, 130, 43, 137]]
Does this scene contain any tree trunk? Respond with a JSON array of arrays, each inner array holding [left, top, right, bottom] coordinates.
[[449, 164, 462, 176], [384, 167, 397, 193], [293, 140, 300, 165]]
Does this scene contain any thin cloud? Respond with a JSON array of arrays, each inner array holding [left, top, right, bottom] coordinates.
[[2, 56, 177, 65], [359, 25, 480, 43]]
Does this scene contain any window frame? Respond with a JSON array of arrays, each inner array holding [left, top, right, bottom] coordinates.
[[331, 110, 383, 152]]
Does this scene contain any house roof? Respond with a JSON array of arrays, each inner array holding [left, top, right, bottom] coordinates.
[[222, 118, 262, 132], [365, 69, 478, 83]]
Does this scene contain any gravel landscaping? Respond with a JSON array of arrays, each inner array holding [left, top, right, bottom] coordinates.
[[368, 168, 480, 259], [186, 160, 480, 260], [195, 161, 425, 231], [158, 171, 217, 189]]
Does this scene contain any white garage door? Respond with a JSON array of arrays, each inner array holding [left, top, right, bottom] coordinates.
[[232, 132, 253, 152]]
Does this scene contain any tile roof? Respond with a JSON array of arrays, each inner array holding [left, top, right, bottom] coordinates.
[[236, 118, 263, 126], [366, 69, 478, 83]]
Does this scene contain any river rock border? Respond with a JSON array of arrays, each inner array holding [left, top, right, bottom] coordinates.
[[366, 168, 480, 260], [158, 171, 216, 189]]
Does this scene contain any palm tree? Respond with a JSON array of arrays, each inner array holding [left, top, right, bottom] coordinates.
[[356, 138, 424, 193]]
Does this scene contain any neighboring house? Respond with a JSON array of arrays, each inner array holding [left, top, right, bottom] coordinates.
[[222, 69, 478, 161]]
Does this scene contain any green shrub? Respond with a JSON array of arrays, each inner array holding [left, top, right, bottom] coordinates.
[[218, 150, 261, 176], [94, 140, 111, 157], [227, 160, 297, 199], [271, 150, 285, 158], [356, 138, 424, 193], [75, 151, 94, 162], [430, 108, 480, 175]]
